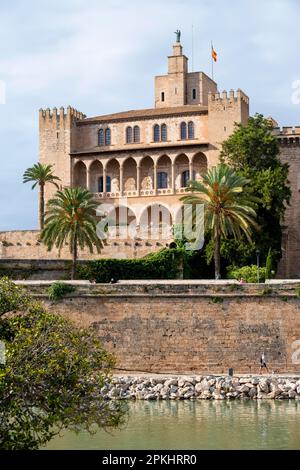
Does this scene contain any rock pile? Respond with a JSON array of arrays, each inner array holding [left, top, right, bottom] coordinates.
[[101, 376, 300, 400]]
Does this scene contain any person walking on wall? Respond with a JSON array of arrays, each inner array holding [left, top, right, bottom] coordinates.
[[259, 352, 269, 374]]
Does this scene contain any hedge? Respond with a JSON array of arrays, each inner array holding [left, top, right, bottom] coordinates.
[[77, 248, 188, 283], [227, 265, 267, 283]]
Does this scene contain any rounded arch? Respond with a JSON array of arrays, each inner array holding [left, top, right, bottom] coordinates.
[[139, 203, 172, 239], [174, 154, 189, 189], [140, 155, 154, 191], [193, 152, 208, 179], [123, 157, 137, 192], [106, 158, 120, 193], [89, 160, 103, 192], [73, 161, 87, 188], [157, 154, 171, 189], [106, 204, 137, 238]]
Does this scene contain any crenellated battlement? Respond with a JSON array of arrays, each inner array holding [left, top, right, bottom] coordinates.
[[39, 106, 86, 127], [273, 126, 300, 136], [208, 88, 249, 105]]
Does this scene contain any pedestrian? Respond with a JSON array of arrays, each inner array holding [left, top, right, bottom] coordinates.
[[259, 351, 269, 374]]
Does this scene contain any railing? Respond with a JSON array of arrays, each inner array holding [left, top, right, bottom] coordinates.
[[92, 187, 190, 198]]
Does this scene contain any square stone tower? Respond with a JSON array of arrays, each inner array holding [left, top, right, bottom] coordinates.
[[155, 42, 217, 107]]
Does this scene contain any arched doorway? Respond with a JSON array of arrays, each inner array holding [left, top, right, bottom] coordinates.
[[157, 155, 171, 190], [123, 157, 137, 193], [139, 204, 172, 239], [106, 159, 120, 194], [174, 154, 189, 189], [193, 152, 208, 180], [73, 161, 87, 188], [140, 156, 155, 192], [89, 160, 103, 193]]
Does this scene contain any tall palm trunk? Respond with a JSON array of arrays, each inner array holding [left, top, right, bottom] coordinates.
[[71, 232, 78, 280], [214, 231, 221, 280], [39, 183, 45, 230]]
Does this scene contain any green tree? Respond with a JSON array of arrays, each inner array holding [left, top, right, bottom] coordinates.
[[220, 114, 291, 268], [23, 163, 60, 229], [0, 278, 126, 450], [181, 164, 258, 279], [265, 248, 273, 280], [41, 187, 102, 279]]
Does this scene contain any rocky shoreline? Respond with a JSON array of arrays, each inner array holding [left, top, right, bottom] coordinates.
[[102, 375, 300, 400]]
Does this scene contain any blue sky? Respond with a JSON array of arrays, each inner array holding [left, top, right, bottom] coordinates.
[[0, 0, 299, 230]]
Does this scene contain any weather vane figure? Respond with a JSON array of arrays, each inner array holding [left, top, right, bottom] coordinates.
[[174, 29, 181, 43]]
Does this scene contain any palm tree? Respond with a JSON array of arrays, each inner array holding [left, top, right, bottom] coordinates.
[[41, 187, 102, 279], [23, 163, 60, 229], [181, 163, 258, 279]]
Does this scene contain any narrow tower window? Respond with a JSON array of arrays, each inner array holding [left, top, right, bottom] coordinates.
[[192, 88, 196, 100], [161, 92, 165, 102]]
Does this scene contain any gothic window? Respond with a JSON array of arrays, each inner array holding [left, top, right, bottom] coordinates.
[[154, 124, 160, 142], [126, 126, 133, 144], [188, 121, 195, 139], [133, 125, 140, 143], [105, 128, 111, 145], [180, 122, 187, 140], [161, 124, 167, 142], [157, 171, 168, 189], [192, 88, 196, 100], [98, 128, 104, 146], [98, 176, 111, 193]]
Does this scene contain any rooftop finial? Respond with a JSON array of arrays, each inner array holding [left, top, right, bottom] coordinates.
[[174, 29, 181, 43]]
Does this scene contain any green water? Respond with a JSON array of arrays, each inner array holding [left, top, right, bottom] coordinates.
[[46, 400, 300, 450]]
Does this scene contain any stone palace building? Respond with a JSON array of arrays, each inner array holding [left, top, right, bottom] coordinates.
[[1, 38, 300, 277]]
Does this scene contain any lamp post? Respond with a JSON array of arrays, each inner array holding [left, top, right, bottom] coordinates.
[[256, 249, 260, 284]]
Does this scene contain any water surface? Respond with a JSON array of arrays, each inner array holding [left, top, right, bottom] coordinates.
[[46, 400, 300, 450]]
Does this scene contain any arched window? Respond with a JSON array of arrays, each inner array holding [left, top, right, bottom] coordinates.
[[157, 171, 168, 189], [133, 125, 140, 143], [98, 129, 104, 146], [188, 121, 194, 139], [161, 124, 167, 142], [105, 128, 111, 145], [153, 124, 160, 142], [126, 126, 133, 144], [98, 176, 111, 193], [180, 122, 187, 140]]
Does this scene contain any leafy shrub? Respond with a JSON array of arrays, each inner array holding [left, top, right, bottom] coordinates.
[[77, 248, 187, 283], [47, 282, 75, 301], [227, 265, 267, 283]]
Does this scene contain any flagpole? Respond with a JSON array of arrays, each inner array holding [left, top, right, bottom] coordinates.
[[211, 40, 214, 80]]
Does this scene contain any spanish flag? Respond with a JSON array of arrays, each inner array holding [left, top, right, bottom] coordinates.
[[211, 45, 217, 62]]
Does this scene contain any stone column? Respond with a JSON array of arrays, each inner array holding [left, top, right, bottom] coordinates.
[[189, 160, 193, 183], [137, 164, 140, 196], [103, 166, 107, 195], [119, 164, 123, 196], [87, 165, 91, 191], [153, 163, 157, 194], [171, 163, 175, 193]]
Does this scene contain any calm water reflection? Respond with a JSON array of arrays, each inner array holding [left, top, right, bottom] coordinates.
[[46, 400, 300, 450]]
